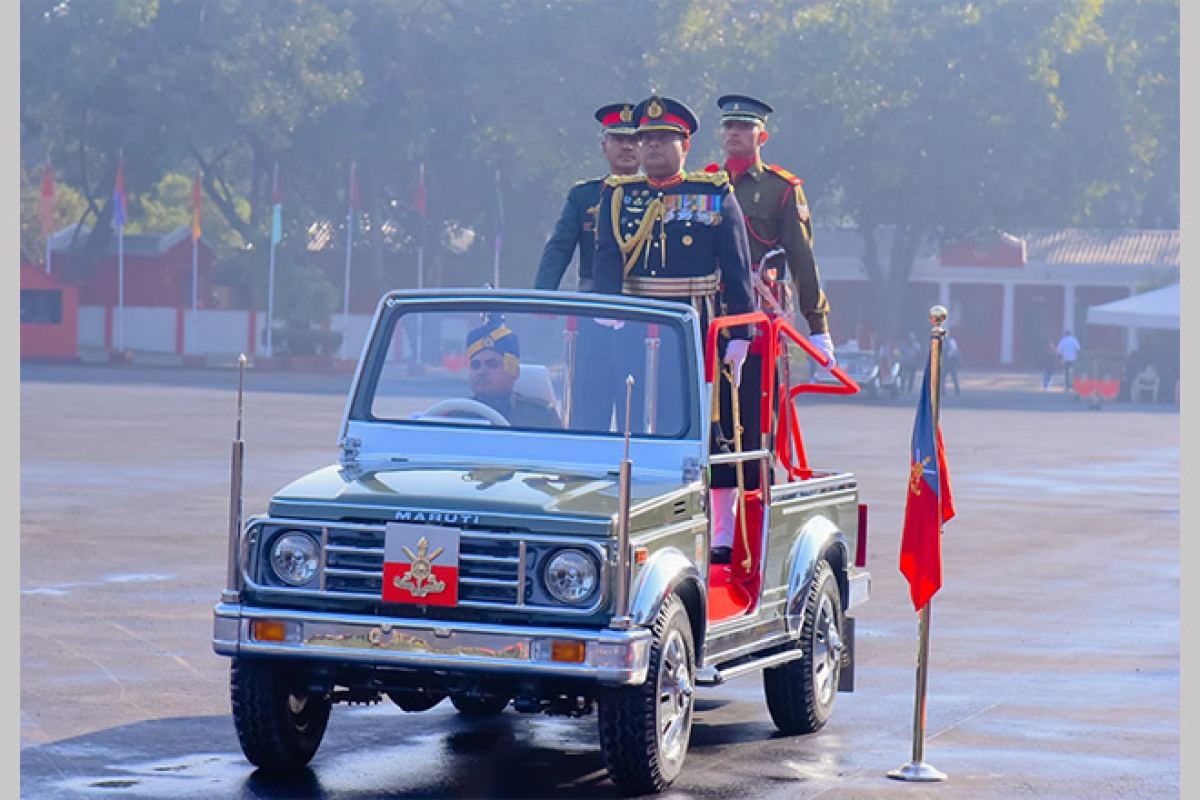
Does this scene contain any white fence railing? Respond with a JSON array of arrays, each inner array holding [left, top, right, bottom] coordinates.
[[78, 305, 375, 359]]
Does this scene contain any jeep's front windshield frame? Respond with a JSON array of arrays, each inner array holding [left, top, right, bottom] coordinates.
[[338, 291, 708, 473]]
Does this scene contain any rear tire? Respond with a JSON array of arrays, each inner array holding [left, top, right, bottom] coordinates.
[[763, 560, 844, 734], [230, 658, 332, 772], [598, 594, 695, 795]]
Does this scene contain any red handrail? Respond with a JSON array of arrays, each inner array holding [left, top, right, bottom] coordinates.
[[704, 313, 858, 481]]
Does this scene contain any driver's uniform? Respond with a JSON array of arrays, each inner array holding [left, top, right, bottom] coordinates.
[[476, 392, 562, 429]]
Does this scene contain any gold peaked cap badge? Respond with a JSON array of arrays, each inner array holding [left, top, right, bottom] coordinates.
[[647, 99, 664, 118], [619, 105, 633, 122]]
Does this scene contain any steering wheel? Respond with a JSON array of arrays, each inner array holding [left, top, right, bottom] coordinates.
[[419, 398, 511, 427]]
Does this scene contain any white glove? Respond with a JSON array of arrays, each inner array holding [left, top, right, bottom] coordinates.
[[809, 332, 835, 367], [723, 338, 750, 386], [595, 318, 626, 330]]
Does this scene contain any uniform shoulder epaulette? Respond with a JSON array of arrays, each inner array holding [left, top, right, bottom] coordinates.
[[765, 164, 804, 186], [685, 169, 729, 186], [604, 174, 647, 188], [574, 176, 605, 187]]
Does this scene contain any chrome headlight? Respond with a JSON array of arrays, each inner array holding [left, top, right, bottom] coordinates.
[[543, 549, 598, 605], [270, 531, 320, 586]]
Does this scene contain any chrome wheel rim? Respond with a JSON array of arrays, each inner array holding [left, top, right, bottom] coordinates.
[[811, 592, 843, 706], [657, 628, 694, 766]]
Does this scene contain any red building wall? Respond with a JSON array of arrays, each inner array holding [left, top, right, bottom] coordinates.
[[77, 241, 214, 308], [948, 283, 1003, 366], [1013, 285, 1064, 368], [20, 262, 79, 360], [1077, 285, 1131, 356]]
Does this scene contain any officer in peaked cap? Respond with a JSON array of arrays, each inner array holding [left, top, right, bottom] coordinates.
[[716, 93, 774, 124], [464, 316, 562, 428], [534, 103, 641, 292], [587, 95, 757, 562], [711, 93, 833, 357]]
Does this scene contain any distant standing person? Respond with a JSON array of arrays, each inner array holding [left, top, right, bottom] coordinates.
[[533, 103, 641, 291], [1041, 338, 1060, 390], [941, 333, 961, 396], [901, 332, 922, 394], [1056, 330, 1081, 392]]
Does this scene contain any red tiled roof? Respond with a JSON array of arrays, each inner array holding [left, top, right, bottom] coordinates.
[[812, 226, 1179, 268], [1014, 229, 1178, 266]]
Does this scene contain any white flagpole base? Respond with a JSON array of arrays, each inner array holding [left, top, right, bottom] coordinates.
[[887, 761, 947, 782]]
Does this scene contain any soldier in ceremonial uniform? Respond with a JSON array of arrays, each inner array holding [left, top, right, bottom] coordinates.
[[465, 316, 562, 429], [534, 103, 641, 291], [711, 94, 835, 363], [590, 94, 756, 564]]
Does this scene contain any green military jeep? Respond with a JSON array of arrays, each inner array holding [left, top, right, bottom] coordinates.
[[213, 289, 870, 795]]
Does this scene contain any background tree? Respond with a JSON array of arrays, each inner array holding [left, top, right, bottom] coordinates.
[[19, 0, 1179, 339]]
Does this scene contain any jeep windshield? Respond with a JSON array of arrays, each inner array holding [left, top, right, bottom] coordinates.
[[347, 292, 703, 440]]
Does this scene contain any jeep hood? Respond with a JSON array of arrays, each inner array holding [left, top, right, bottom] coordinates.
[[268, 464, 685, 525]]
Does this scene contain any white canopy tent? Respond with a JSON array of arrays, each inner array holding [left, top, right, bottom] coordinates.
[[1086, 283, 1180, 330]]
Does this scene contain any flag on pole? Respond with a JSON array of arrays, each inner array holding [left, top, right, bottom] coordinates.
[[39, 157, 55, 235], [413, 162, 426, 219], [192, 169, 203, 241], [113, 152, 127, 229], [270, 163, 282, 244], [898, 352, 956, 612]]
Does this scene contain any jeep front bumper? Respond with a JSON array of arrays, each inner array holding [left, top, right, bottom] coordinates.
[[212, 602, 652, 685]]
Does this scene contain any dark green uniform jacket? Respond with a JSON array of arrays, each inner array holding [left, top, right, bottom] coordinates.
[[534, 178, 604, 291], [591, 170, 754, 321], [478, 391, 562, 429], [716, 160, 830, 335]]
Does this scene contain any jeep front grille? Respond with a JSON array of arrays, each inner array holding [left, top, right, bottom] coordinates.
[[253, 521, 607, 615]]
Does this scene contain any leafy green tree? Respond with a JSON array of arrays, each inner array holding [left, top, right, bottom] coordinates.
[[132, 172, 248, 255]]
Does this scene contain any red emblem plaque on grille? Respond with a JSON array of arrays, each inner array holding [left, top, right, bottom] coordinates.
[[382, 523, 460, 606]]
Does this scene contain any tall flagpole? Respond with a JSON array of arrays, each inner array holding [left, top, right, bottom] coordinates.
[[41, 155, 54, 275], [415, 162, 426, 366], [492, 167, 503, 288], [266, 162, 281, 358], [416, 162, 425, 292], [888, 304, 950, 784], [114, 150, 126, 353], [190, 168, 201, 355], [341, 161, 357, 361], [117, 223, 125, 352]]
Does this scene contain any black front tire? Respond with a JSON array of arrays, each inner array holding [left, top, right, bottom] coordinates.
[[763, 560, 844, 735], [230, 658, 332, 772], [598, 594, 696, 796]]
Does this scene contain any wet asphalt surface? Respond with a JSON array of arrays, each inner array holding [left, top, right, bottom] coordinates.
[[19, 361, 1180, 799]]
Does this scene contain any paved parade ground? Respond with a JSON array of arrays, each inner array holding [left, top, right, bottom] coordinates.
[[18, 362, 1181, 799]]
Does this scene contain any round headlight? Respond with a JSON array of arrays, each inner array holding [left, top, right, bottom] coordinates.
[[543, 549, 598, 605], [270, 531, 320, 586]]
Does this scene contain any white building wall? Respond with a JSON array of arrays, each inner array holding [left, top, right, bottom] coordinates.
[[188, 309, 251, 356], [79, 306, 106, 348]]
